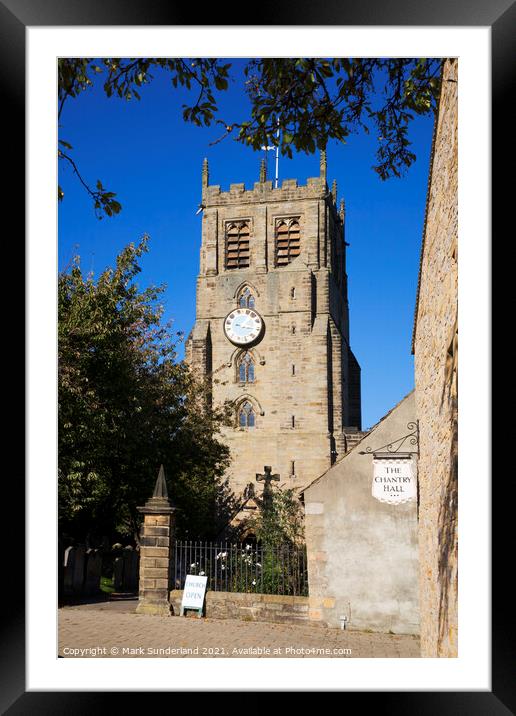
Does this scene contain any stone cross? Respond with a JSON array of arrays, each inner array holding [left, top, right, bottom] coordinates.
[[256, 465, 280, 508], [136, 465, 175, 617]]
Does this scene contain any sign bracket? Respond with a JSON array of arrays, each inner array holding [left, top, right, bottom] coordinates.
[[358, 421, 419, 458]]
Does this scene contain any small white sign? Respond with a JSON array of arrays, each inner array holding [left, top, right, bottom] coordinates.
[[181, 574, 208, 610], [372, 458, 417, 504]]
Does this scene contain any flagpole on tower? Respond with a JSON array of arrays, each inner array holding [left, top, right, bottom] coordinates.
[[274, 116, 280, 189], [261, 115, 281, 188]]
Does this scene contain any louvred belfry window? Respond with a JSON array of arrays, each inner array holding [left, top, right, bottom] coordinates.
[[275, 219, 301, 267], [225, 221, 250, 269]]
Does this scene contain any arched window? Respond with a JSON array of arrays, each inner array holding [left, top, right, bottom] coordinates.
[[238, 401, 255, 428], [238, 287, 255, 309], [275, 219, 301, 266], [225, 221, 250, 269], [238, 352, 255, 383]]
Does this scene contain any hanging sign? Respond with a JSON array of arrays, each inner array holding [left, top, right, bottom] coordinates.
[[372, 457, 416, 504]]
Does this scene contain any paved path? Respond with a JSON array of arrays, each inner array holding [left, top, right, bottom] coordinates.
[[59, 600, 420, 658]]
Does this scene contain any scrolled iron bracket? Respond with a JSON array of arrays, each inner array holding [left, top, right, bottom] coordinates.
[[358, 421, 419, 458]]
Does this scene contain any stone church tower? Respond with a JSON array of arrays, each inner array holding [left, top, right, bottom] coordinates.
[[186, 152, 362, 504]]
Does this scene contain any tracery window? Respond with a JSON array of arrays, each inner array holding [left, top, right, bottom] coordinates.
[[238, 401, 255, 428], [238, 287, 255, 309], [275, 219, 301, 267], [238, 353, 255, 383], [225, 221, 250, 269]]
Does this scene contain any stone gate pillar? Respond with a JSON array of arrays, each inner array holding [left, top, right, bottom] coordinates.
[[136, 465, 175, 616]]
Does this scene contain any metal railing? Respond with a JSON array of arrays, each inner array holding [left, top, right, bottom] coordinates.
[[171, 541, 308, 596]]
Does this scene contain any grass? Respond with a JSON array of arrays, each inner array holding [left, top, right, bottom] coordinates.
[[100, 576, 115, 594]]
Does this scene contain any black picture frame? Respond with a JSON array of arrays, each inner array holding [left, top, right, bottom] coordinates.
[[4, 0, 507, 709]]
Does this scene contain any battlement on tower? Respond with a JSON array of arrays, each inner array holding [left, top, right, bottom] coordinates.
[[204, 176, 329, 207], [201, 150, 344, 221]]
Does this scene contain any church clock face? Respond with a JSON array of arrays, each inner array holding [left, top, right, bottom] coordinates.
[[224, 308, 264, 346]]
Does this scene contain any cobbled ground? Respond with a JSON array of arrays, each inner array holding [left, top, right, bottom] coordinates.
[[59, 600, 420, 658]]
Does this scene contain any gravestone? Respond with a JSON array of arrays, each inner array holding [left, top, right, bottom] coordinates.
[[109, 544, 122, 587], [58, 538, 65, 603], [72, 545, 86, 594], [127, 548, 139, 592], [113, 555, 125, 592], [63, 546, 75, 596], [122, 546, 138, 592], [85, 549, 102, 595]]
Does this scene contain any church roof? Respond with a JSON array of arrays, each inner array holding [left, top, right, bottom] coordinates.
[[299, 389, 415, 495]]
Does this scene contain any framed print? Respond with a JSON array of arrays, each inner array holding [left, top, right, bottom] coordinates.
[[3, 0, 508, 708]]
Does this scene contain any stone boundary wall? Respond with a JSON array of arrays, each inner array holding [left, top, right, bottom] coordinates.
[[413, 58, 458, 657], [169, 590, 316, 625]]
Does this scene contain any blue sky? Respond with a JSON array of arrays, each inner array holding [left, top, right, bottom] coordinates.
[[58, 59, 434, 429]]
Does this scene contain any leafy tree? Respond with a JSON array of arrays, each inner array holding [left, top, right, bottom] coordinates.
[[58, 58, 230, 217], [58, 57, 442, 217], [58, 236, 231, 544], [243, 485, 307, 595], [238, 58, 441, 179], [249, 484, 305, 548]]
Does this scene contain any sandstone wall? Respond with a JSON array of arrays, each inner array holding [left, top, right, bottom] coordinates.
[[169, 589, 312, 625], [413, 58, 458, 657]]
